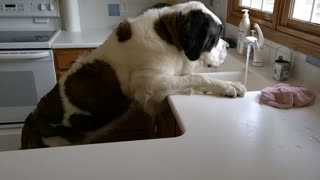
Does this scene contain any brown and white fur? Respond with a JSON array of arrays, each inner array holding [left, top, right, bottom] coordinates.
[[21, 1, 246, 149]]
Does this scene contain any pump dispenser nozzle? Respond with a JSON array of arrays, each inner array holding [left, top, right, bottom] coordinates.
[[241, 9, 249, 16]]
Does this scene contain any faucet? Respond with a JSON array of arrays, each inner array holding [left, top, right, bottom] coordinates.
[[245, 23, 264, 67]]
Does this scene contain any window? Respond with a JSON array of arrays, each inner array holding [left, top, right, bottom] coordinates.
[[240, 0, 275, 13], [227, 0, 320, 60]]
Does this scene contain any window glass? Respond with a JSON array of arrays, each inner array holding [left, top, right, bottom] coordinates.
[[251, 0, 263, 10], [241, 0, 251, 7], [263, 0, 275, 12], [311, 0, 320, 23], [240, 0, 274, 13], [292, 0, 320, 24]]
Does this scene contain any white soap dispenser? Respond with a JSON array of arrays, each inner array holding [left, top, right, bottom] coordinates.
[[237, 9, 251, 55]]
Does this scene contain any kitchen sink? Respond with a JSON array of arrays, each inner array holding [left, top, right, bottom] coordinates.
[[195, 54, 272, 91], [203, 71, 271, 91]]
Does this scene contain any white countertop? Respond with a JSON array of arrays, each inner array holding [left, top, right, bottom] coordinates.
[[51, 29, 113, 49], [0, 92, 319, 180]]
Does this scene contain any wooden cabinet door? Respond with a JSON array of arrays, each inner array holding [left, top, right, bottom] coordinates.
[[53, 48, 94, 79]]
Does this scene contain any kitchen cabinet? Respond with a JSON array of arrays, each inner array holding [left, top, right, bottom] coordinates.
[[53, 48, 94, 79], [52, 48, 182, 143]]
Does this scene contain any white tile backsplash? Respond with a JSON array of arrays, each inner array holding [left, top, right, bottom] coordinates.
[[224, 23, 238, 40]]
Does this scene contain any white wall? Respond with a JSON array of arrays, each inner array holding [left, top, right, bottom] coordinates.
[[209, 0, 228, 26], [78, 0, 166, 30], [77, 0, 214, 30]]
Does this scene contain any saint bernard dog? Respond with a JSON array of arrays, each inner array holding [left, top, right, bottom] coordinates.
[[21, 1, 246, 149]]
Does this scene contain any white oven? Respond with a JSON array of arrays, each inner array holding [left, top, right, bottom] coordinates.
[[0, 50, 56, 125], [0, 0, 59, 150], [0, 0, 60, 128]]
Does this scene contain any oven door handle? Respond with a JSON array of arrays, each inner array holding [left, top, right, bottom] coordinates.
[[0, 52, 50, 60]]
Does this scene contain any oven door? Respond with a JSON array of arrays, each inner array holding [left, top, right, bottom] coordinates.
[[0, 50, 56, 126]]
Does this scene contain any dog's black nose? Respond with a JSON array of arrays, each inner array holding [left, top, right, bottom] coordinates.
[[207, 64, 213, 68]]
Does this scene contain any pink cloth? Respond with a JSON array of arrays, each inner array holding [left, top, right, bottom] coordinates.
[[260, 83, 316, 109]]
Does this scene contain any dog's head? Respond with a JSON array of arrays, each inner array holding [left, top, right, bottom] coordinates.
[[154, 1, 227, 67]]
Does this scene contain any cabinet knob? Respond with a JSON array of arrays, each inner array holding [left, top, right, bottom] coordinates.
[[38, 4, 46, 11], [48, 4, 55, 11]]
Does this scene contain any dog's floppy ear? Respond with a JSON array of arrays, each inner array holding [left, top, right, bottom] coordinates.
[[154, 10, 223, 61], [154, 13, 182, 51], [178, 10, 223, 61]]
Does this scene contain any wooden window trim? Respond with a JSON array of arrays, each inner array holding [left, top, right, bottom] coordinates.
[[227, 0, 320, 60], [227, 0, 277, 29], [278, 0, 320, 44]]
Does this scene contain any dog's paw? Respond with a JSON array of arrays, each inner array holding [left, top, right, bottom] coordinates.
[[223, 81, 246, 97]]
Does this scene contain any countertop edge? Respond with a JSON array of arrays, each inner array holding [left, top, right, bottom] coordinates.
[[51, 29, 113, 49]]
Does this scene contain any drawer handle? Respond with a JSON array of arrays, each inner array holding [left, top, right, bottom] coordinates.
[[0, 52, 50, 60]]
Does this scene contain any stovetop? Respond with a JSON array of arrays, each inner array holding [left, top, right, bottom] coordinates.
[[0, 30, 59, 49], [0, 31, 56, 43]]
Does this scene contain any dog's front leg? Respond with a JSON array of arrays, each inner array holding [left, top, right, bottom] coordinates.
[[177, 74, 247, 97], [131, 73, 246, 115]]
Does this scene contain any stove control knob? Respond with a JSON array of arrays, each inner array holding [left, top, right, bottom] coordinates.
[[48, 4, 55, 11], [39, 4, 46, 11]]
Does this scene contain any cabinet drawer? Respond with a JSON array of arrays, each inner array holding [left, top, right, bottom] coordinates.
[[53, 48, 93, 70]]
